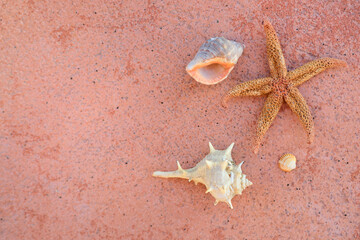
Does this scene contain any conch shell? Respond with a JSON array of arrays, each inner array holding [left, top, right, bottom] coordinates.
[[153, 142, 252, 209], [186, 37, 244, 85], [279, 153, 296, 172]]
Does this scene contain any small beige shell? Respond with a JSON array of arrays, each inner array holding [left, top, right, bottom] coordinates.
[[186, 37, 244, 85], [153, 142, 252, 209], [279, 153, 296, 172]]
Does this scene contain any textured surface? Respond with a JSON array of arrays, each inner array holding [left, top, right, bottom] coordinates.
[[0, 0, 359, 239]]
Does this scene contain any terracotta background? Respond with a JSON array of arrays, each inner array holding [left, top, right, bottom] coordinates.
[[1, 0, 359, 239]]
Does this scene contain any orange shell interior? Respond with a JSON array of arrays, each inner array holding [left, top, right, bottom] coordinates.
[[187, 57, 235, 85]]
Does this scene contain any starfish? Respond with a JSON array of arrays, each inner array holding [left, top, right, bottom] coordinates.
[[222, 20, 346, 154]]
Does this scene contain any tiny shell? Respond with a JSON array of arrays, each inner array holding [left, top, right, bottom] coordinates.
[[186, 37, 244, 85], [279, 153, 296, 172]]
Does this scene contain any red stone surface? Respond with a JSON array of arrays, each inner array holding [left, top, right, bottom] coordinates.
[[1, 0, 359, 239]]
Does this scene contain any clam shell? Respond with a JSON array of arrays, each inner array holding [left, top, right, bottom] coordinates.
[[279, 153, 296, 172], [186, 37, 244, 85]]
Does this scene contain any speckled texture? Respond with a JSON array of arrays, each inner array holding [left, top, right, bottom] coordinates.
[[0, 0, 359, 239]]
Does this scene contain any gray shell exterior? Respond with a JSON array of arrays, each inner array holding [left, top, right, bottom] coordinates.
[[153, 142, 252, 209], [186, 37, 244, 85]]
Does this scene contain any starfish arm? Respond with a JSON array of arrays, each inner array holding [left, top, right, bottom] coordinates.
[[288, 58, 347, 87], [263, 20, 287, 78], [284, 87, 314, 143], [221, 77, 272, 107], [254, 92, 283, 153]]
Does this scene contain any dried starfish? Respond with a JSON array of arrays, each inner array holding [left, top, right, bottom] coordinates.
[[222, 20, 346, 153]]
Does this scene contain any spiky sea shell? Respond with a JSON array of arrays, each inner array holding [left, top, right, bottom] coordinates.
[[186, 37, 244, 85], [153, 142, 252, 209], [279, 153, 296, 172]]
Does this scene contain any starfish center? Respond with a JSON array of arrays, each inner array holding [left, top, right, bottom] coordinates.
[[271, 77, 289, 96]]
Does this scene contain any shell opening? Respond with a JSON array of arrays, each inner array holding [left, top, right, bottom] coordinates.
[[188, 61, 234, 85], [197, 63, 227, 81]]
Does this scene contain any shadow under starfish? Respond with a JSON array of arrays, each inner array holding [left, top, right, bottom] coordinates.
[[222, 20, 346, 154]]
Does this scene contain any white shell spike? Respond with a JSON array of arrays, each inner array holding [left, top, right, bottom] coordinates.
[[153, 142, 252, 209], [186, 37, 244, 85]]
